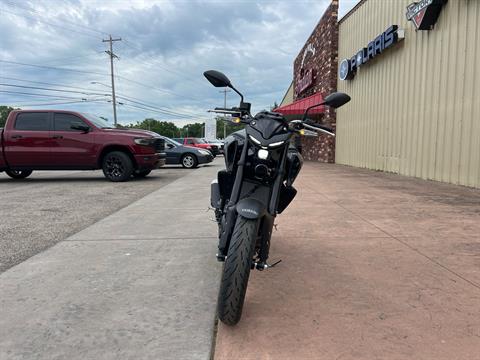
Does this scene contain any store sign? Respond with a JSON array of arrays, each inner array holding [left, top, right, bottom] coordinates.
[[406, 0, 447, 30], [339, 25, 404, 81], [204, 118, 217, 140], [301, 43, 316, 68], [295, 69, 314, 95]]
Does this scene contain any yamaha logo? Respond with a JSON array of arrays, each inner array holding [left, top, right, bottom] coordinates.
[[406, 0, 447, 31]]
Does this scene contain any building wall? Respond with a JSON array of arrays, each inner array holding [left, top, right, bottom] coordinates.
[[279, 81, 294, 107], [294, 0, 338, 162], [336, 0, 480, 188]]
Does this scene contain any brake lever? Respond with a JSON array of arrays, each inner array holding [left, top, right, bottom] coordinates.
[[303, 123, 335, 137]]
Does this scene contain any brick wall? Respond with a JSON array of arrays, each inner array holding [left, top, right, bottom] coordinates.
[[293, 0, 338, 162]]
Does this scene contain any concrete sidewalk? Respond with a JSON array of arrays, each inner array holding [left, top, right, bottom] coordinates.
[[215, 162, 480, 360], [0, 162, 221, 360]]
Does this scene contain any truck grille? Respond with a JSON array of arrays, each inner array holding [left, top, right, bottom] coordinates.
[[154, 138, 165, 152]]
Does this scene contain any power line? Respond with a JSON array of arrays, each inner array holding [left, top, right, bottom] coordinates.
[[1, 7, 103, 40], [0, 83, 110, 96], [0, 90, 95, 101], [8, 99, 109, 107], [2, 0, 110, 38], [0, 60, 109, 77], [0, 77, 206, 120], [1, 60, 202, 101]]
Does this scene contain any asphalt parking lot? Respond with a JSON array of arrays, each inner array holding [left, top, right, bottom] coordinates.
[[0, 166, 194, 273]]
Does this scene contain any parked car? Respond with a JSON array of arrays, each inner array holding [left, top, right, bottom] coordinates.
[[163, 137, 213, 168], [203, 138, 224, 154], [172, 137, 219, 156], [0, 110, 166, 182]]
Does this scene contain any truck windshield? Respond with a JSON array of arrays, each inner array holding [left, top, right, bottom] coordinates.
[[81, 113, 113, 129]]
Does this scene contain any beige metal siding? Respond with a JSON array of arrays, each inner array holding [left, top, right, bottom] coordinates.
[[336, 0, 480, 188], [280, 81, 294, 106]]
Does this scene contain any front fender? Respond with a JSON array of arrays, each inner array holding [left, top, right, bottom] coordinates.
[[236, 198, 266, 219]]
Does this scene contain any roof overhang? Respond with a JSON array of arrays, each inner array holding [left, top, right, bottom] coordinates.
[[274, 92, 324, 116]]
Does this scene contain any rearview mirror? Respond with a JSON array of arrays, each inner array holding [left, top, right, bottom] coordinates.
[[71, 124, 90, 132], [203, 70, 232, 88], [323, 92, 351, 109]]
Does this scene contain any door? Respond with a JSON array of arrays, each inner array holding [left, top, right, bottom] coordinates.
[[164, 140, 180, 164], [3, 112, 52, 167], [51, 113, 96, 168]]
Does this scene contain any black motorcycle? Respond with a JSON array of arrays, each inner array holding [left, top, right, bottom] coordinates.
[[204, 70, 350, 325]]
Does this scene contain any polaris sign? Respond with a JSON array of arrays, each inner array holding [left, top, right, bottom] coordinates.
[[339, 25, 404, 81]]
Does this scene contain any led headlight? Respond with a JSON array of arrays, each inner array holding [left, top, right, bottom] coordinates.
[[134, 138, 155, 146], [268, 140, 285, 148], [257, 149, 269, 160], [248, 135, 261, 145]]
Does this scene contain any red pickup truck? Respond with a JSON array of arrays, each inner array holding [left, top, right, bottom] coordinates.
[[172, 137, 219, 156], [0, 110, 166, 182]]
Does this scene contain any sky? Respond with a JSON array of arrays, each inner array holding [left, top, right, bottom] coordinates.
[[0, 0, 360, 127]]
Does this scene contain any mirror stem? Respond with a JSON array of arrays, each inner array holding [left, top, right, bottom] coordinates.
[[230, 85, 244, 103], [302, 102, 325, 121]]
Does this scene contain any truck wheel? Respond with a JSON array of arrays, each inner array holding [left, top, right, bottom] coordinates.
[[5, 170, 33, 179], [133, 169, 151, 178], [181, 154, 198, 169], [102, 151, 134, 182]]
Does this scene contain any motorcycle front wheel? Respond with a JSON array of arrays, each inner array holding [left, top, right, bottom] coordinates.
[[217, 216, 258, 326]]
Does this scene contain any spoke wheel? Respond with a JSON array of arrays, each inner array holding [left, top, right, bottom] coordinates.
[[181, 154, 198, 168], [102, 151, 134, 182]]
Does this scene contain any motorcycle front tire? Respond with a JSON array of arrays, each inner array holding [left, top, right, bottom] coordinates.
[[217, 216, 258, 326]]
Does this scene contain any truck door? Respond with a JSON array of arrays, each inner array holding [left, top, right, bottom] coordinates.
[[3, 112, 52, 168], [51, 112, 96, 168]]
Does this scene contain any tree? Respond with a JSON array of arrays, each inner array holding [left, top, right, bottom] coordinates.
[[129, 118, 179, 138], [215, 116, 244, 139], [0, 106, 15, 127], [270, 101, 279, 111], [180, 122, 204, 138]]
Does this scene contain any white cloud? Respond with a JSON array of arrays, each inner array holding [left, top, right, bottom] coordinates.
[[0, 0, 338, 127]]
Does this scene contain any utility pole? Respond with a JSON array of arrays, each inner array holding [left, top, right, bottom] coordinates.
[[219, 88, 230, 139], [103, 35, 121, 127]]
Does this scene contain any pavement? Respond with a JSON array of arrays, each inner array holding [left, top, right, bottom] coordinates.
[[0, 163, 221, 360], [1, 160, 480, 360], [0, 167, 188, 273], [214, 163, 480, 360]]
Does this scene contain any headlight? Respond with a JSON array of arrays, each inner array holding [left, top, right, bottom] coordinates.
[[198, 149, 211, 155], [268, 140, 285, 148], [257, 149, 269, 160], [248, 135, 261, 145], [134, 138, 155, 146]]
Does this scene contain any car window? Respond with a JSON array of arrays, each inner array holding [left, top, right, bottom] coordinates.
[[186, 139, 194, 144], [54, 113, 87, 131], [14, 112, 50, 131]]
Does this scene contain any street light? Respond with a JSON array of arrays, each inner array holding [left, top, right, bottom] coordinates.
[[91, 81, 111, 88], [91, 81, 118, 127]]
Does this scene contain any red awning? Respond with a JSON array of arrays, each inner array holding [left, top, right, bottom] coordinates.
[[274, 92, 324, 116]]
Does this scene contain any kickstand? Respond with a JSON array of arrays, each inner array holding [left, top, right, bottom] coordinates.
[[269, 259, 282, 268]]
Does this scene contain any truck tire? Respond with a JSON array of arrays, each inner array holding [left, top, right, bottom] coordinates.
[[181, 153, 198, 169], [217, 216, 258, 326], [5, 170, 33, 179], [102, 151, 134, 182], [133, 169, 151, 178]]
